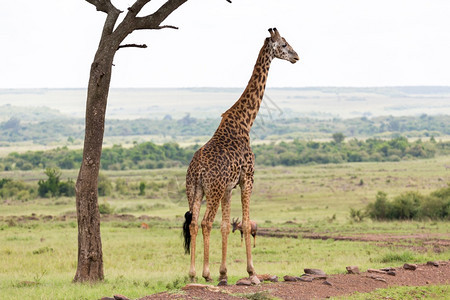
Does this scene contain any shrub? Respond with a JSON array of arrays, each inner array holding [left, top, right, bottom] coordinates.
[[98, 202, 114, 215], [115, 178, 129, 195], [366, 191, 390, 220], [58, 179, 76, 197], [98, 173, 112, 196], [390, 191, 422, 220], [419, 196, 449, 219], [349, 208, 365, 222], [139, 182, 146, 196], [37, 168, 76, 198], [38, 168, 61, 197], [0, 179, 36, 200], [366, 187, 450, 221]]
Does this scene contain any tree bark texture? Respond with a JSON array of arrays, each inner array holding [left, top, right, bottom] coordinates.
[[74, 0, 189, 282]]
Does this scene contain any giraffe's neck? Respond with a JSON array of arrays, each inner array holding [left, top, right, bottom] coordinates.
[[220, 39, 273, 135]]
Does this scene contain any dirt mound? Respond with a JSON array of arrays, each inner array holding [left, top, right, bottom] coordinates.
[[136, 262, 449, 299]]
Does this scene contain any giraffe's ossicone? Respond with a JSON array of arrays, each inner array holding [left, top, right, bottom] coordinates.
[[182, 28, 299, 285]]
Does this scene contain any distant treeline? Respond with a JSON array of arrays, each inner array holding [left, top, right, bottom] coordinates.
[[1, 137, 449, 171], [1, 105, 450, 143]]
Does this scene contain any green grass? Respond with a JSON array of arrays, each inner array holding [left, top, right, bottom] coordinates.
[[1, 158, 449, 299], [2, 220, 447, 299]]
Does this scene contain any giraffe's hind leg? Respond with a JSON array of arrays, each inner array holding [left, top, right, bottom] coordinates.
[[187, 185, 203, 282], [218, 189, 232, 285], [201, 196, 220, 282]]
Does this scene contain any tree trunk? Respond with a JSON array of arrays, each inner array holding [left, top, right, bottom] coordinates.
[[74, 0, 198, 283], [74, 51, 115, 282]]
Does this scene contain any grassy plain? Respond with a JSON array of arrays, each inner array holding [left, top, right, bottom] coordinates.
[[1, 157, 450, 299]]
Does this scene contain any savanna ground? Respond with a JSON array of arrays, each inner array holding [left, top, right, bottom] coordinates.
[[1, 157, 449, 299]]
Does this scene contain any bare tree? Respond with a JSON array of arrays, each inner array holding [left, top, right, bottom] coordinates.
[[74, 0, 230, 282]]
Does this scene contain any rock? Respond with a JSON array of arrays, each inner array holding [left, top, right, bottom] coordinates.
[[300, 273, 327, 280], [236, 279, 252, 286], [113, 295, 130, 300], [257, 274, 278, 282], [323, 280, 333, 286], [367, 275, 387, 283], [250, 275, 261, 285], [387, 271, 396, 276], [182, 283, 213, 290], [346, 266, 360, 274], [304, 268, 326, 275], [101, 298, 115, 300], [403, 263, 418, 270], [427, 261, 439, 267], [367, 268, 387, 274], [182, 284, 220, 292], [217, 280, 228, 286], [206, 286, 221, 292], [380, 267, 395, 272], [283, 275, 300, 282], [298, 276, 313, 282]]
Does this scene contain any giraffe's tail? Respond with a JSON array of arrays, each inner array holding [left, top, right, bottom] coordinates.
[[183, 211, 192, 254]]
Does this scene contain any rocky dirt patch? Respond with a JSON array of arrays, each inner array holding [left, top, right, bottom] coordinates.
[[133, 261, 449, 300]]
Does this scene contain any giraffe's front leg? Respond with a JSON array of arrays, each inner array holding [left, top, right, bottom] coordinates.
[[218, 190, 232, 285], [240, 174, 258, 281]]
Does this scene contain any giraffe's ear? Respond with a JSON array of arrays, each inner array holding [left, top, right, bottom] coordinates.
[[268, 28, 275, 41], [268, 27, 280, 42]]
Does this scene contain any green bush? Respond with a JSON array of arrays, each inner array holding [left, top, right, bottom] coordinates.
[[98, 202, 114, 215], [0, 178, 36, 200], [366, 186, 450, 220], [349, 208, 366, 222], [38, 168, 61, 197], [366, 191, 390, 220], [390, 191, 422, 219], [98, 173, 112, 196], [37, 168, 75, 198], [58, 179, 76, 197], [139, 182, 146, 196], [115, 178, 129, 195]]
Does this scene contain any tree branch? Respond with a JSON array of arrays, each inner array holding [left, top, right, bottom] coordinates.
[[85, 0, 118, 14], [134, 0, 188, 30], [155, 25, 179, 30], [117, 43, 148, 50], [127, 0, 152, 15], [86, 0, 122, 39]]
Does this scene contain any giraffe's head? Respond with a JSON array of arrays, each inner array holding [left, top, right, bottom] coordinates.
[[268, 28, 299, 64]]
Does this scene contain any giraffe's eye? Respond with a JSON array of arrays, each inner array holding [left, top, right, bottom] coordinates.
[[282, 44, 287, 48]]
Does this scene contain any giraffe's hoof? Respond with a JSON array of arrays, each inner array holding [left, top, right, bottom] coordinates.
[[217, 279, 228, 286], [204, 276, 213, 283], [250, 275, 261, 285]]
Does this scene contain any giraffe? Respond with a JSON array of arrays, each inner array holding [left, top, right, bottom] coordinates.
[[182, 28, 299, 285]]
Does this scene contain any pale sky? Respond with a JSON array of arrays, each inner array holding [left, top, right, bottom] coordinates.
[[1, 0, 449, 88]]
